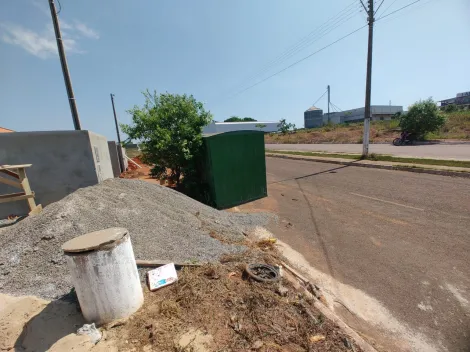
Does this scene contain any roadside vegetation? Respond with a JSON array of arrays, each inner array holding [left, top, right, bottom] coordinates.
[[122, 90, 212, 199], [266, 109, 470, 144], [266, 150, 470, 169]]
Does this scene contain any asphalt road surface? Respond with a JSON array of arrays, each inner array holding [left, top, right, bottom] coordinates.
[[238, 157, 470, 352], [265, 143, 470, 160]]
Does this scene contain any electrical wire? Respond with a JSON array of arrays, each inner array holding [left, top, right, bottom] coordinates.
[[233, 25, 367, 97], [374, 0, 386, 14], [227, 2, 361, 95], [330, 102, 344, 112], [230, 0, 425, 98], [56, 0, 61, 14], [312, 90, 328, 107], [377, 0, 400, 18], [377, 0, 420, 19]]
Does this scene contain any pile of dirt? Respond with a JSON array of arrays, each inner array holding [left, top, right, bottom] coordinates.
[[108, 258, 360, 352], [0, 179, 273, 299]]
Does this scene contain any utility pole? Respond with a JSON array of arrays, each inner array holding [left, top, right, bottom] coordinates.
[[327, 85, 331, 123], [110, 94, 124, 173], [110, 94, 122, 145], [362, 0, 374, 157], [48, 0, 81, 130]]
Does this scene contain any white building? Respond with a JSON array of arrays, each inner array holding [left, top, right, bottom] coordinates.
[[203, 121, 279, 134], [324, 105, 403, 125]]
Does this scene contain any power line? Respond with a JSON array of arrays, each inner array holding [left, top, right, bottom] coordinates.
[[233, 25, 367, 97], [312, 90, 328, 107], [56, 0, 61, 14], [227, 2, 361, 95], [377, 0, 420, 19], [377, 0, 400, 18], [374, 0, 386, 14], [330, 102, 343, 112], [231, 0, 424, 98]]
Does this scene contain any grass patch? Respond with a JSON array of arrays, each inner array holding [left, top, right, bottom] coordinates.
[[266, 150, 470, 169]]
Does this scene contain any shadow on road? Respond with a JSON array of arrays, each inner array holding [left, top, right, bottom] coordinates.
[[268, 164, 351, 185]]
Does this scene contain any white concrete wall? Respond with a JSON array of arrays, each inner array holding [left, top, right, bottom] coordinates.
[[0, 130, 113, 218]]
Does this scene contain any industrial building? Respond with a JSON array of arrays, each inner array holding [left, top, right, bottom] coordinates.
[[440, 91, 470, 108], [304, 105, 403, 128], [203, 121, 279, 134]]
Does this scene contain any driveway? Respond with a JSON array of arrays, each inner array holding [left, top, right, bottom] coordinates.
[[265, 143, 470, 160], [237, 157, 470, 352]]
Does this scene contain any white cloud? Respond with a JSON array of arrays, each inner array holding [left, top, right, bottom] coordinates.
[[0, 23, 81, 59], [74, 21, 99, 39], [1, 2, 99, 59]]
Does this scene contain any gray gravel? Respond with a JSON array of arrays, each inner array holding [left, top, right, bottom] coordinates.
[[0, 179, 273, 299]]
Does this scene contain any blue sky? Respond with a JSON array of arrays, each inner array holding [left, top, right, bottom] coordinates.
[[1, 0, 469, 140]]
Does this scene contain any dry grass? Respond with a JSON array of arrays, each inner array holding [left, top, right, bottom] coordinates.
[[105, 247, 360, 352], [265, 111, 470, 144]]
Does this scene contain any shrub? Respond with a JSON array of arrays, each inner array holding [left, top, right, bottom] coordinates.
[[122, 90, 212, 193], [399, 98, 446, 139]]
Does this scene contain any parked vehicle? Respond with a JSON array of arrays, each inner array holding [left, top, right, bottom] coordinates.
[[393, 131, 415, 146]]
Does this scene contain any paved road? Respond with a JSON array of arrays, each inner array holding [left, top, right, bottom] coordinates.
[[266, 143, 470, 160], [239, 157, 470, 352]]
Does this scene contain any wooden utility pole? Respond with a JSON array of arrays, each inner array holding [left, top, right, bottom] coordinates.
[[48, 0, 81, 130], [362, 0, 374, 156]]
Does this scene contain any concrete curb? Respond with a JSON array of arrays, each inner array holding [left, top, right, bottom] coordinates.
[[266, 153, 470, 178]]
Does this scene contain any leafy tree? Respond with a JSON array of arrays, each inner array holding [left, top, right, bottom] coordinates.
[[224, 116, 257, 122], [277, 119, 296, 134], [121, 90, 212, 187], [224, 116, 242, 122], [399, 98, 446, 139]]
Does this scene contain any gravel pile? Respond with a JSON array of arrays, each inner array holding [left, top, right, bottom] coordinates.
[[0, 179, 273, 299]]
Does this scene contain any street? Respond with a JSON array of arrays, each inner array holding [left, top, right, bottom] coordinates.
[[238, 157, 470, 352], [265, 143, 470, 160]]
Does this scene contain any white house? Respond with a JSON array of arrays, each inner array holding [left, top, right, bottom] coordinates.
[[203, 121, 279, 134]]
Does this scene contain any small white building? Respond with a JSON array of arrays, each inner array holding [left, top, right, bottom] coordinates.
[[203, 121, 279, 134]]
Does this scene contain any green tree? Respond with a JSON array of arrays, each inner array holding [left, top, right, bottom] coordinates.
[[121, 90, 212, 187], [243, 117, 257, 122], [277, 119, 296, 134], [399, 98, 446, 139], [224, 116, 242, 122]]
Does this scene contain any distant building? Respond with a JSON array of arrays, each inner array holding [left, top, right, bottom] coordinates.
[[304, 106, 324, 128], [326, 105, 403, 124], [304, 105, 403, 128], [440, 91, 470, 108], [203, 121, 279, 134], [0, 127, 14, 133]]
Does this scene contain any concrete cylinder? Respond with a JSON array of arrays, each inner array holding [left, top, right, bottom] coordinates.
[[62, 228, 144, 325]]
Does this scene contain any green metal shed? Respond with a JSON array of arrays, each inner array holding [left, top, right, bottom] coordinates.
[[202, 131, 267, 209]]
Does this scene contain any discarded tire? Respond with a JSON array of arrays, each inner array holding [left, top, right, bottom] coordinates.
[[245, 264, 280, 283]]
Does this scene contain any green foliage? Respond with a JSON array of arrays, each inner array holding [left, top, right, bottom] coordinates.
[[399, 98, 446, 139], [277, 119, 296, 134], [443, 104, 458, 113], [224, 116, 257, 122], [255, 123, 267, 129], [121, 90, 212, 190]]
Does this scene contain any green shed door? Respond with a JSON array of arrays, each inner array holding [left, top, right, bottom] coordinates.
[[204, 131, 267, 209]]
